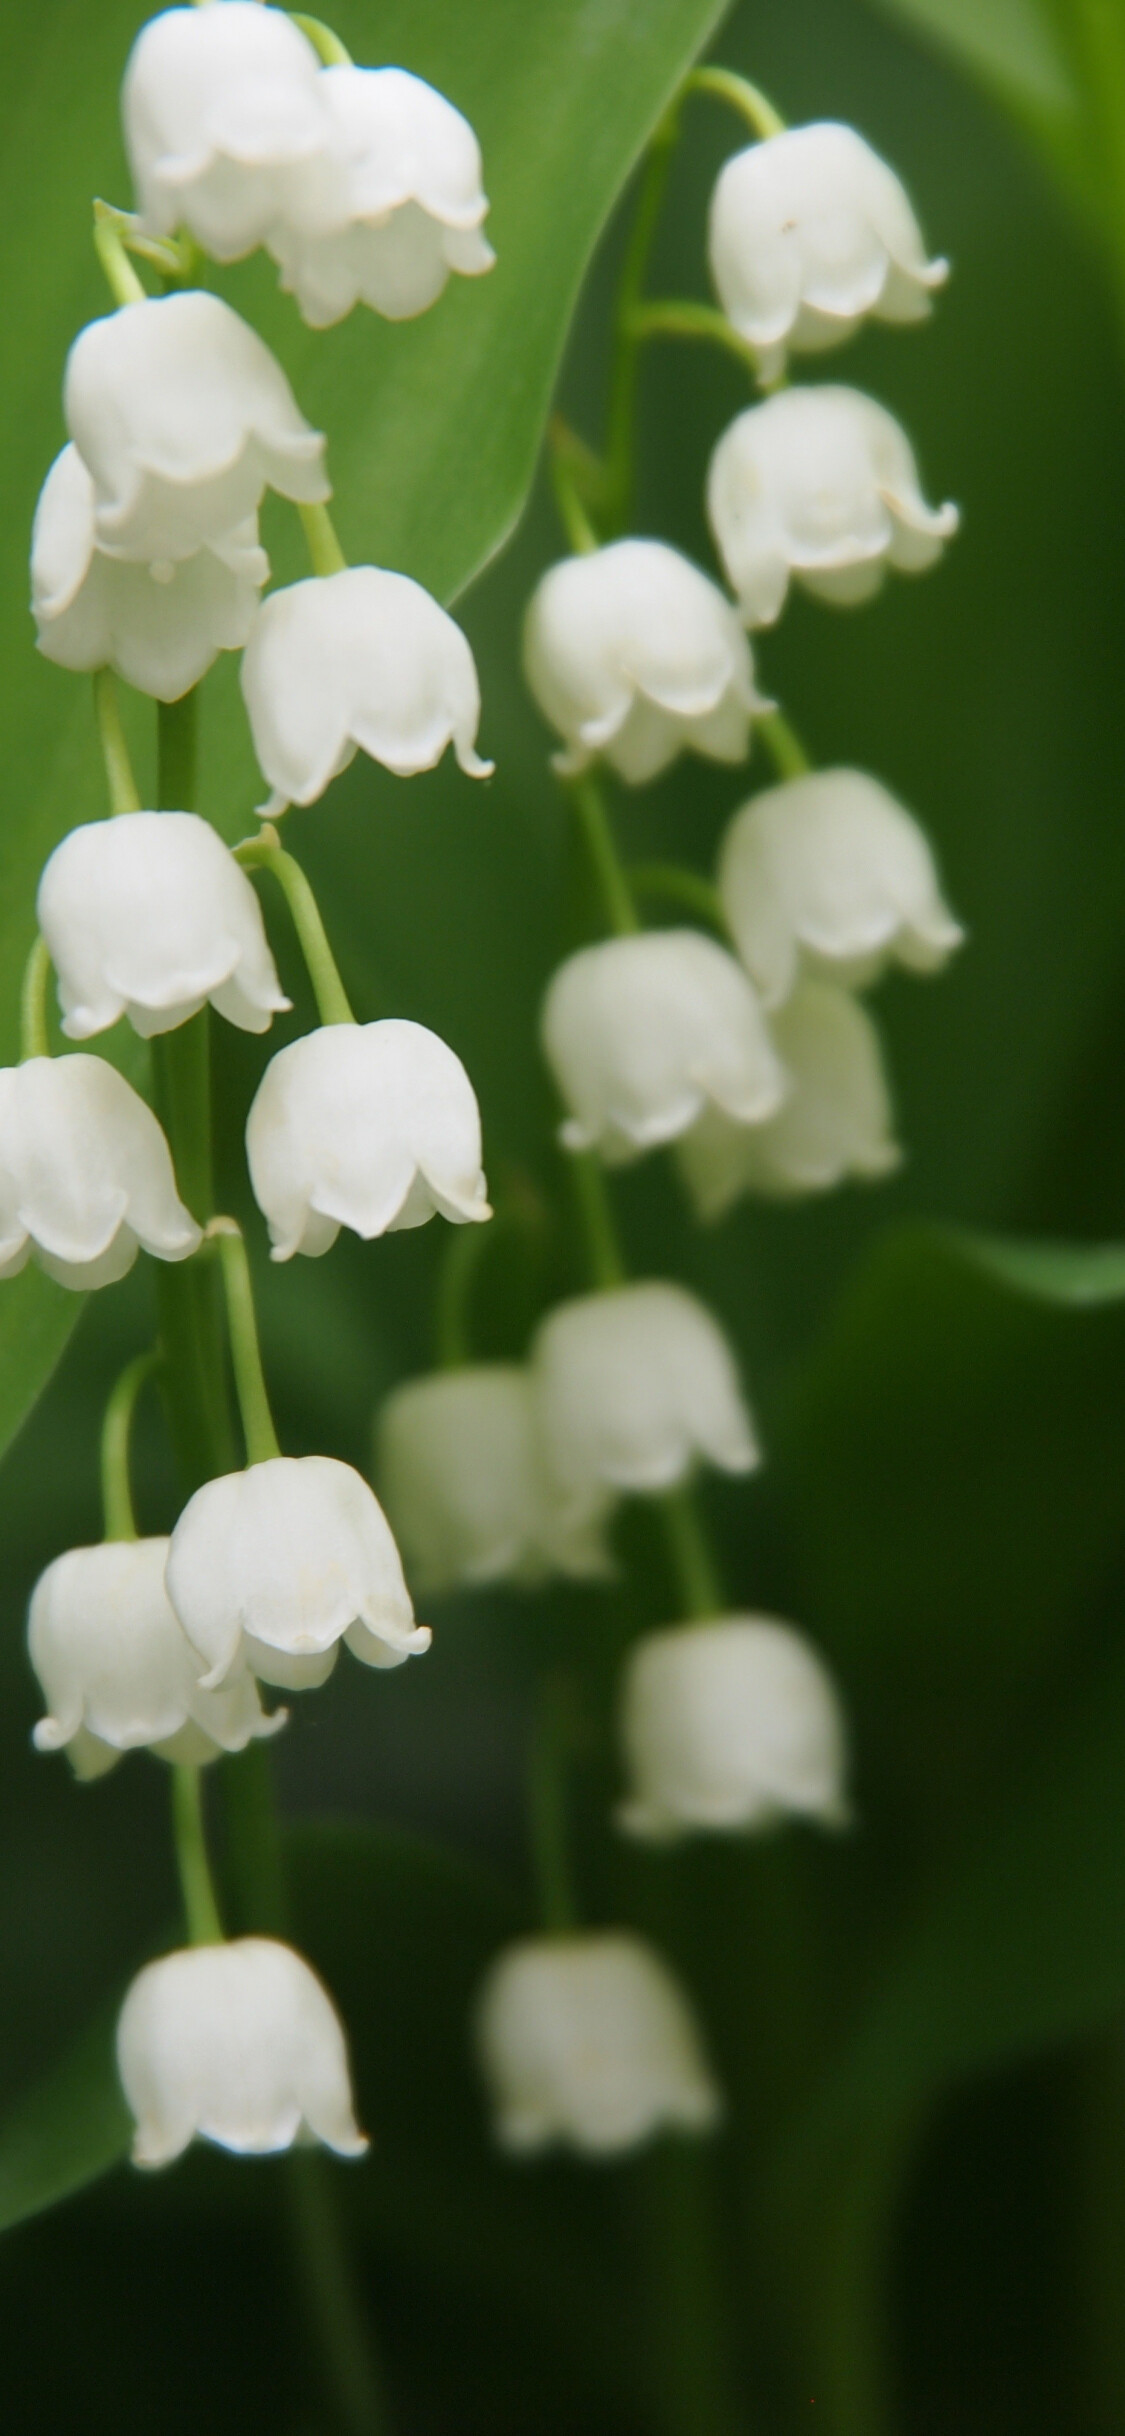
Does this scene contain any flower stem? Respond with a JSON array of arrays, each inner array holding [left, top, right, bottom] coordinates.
[[682, 63, 785, 140], [299, 501, 349, 577], [628, 298, 761, 383], [286, 2152, 394, 2436], [290, 12, 353, 68], [151, 1015, 239, 1489], [19, 935, 51, 1063], [528, 1673, 578, 1933], [636, 2140, 746, 2436], [101, 1351, 159, 1543], [171, 1763, 225, 1947], [157, 686, 198, 810], [756, 708, 812, 781], [434, 1223, 487, 1369], [549, 446, 601, 555], [237, 827, 355, 1025], [603, 109, 682, 532], [94, 667, 141, 815], [568, 1150, 626, 1291], [628, 862, 729, 936], [92, 201, 147, 306], [659, 1484, 725, 1621], [569, 773, 640, 936], [208, 1219, 282, 1465]]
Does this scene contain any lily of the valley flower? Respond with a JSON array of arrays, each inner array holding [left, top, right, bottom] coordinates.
[[677, 977, 900, 1217], [618, 1614, 849, 1840], [375, 1366, 611, 1594], [0, 1055, 200, 1289], [531, 1282, 758, 1508]]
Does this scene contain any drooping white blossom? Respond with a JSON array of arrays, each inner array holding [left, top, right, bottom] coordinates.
[[531, 1284, 758, 1516], [677, 978, 900, 1217], [28, 1538, 283, 1779], [38, 812, 290, 1041], [64, 292, 329, 564], [474, 1932, 721, 2155], [522, 539, 768, 783], [618, 1615, 849, 1841], [375, 1366, 611, 1594], [718, 768, 963, 1006], [0, 1055, 200, 1290], [117, 1936, 367, 2167], [709, 122, 947, 382], [542, 929, 785, 1164], [240, 567, 491, 811], [707, 386, 958, 626], [246, 1019, 491, 1260]]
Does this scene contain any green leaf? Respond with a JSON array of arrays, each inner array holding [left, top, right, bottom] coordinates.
[[943, 1225, 1125, 1305], [0, 1269, 84, 1464], [866, 0, 1079, 117], [0, 1998, 129, 2238]]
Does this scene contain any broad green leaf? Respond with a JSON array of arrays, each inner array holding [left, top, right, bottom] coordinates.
[[0, 1999, 129, 2238], [867, 0, 1078, 114], [944, 1226, 1125, 1305], [0, 1270, 84, 1464]]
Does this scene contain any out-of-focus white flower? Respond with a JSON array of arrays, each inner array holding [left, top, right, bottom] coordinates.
[[246, 1019, 490, 1260], [709, 123, 947, 382], [117, 1936, 367, 2167], [618, 1614, 849, 1840], [0, 1055, 200, 1289], [375, 1365, 611, 1594], [718, 768, 963, 1006], [522, 539, 768, 784], [677, 978, 900, 1217], [165, 1452, 429, 1691], [474, 1931, 721, 2155], [707, 386, 958, 626], [31, 446, 267, 701], [542, 930, 785, 1163], [38, 812, 290, 1041], [64, 293, 329, 565], [122, 2, 345, 263], [28, 1537, 282, 1778], [531, 1284, 757, 1515], [269, 65, 493, 327], [240, 567, 491, 812]]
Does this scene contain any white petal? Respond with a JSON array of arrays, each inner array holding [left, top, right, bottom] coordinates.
[[619, 1615, 849, 1839], [0, 1055, 199, 1284], [677, 979, 900, 1215], [531, 1281, 758, 1507], [376, 1364, 611, 1594]]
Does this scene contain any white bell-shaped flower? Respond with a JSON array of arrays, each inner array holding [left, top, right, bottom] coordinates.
[[718, 768, 963, 1006], [709, 123, 947, 382], [375, 1366, 611, 1594], [123, 3, 344, 264], [542, 929, 785, 1164], [65, 292, 329, 564], [28, 1538, 283, 1779], [117, 1936, 367, 2167], [38, 812, 290, 1042], [268, 65, 493, 328], [677, 979, 900, 1218], [618, 1615, 849, 1841], [165, 1452, 430, 1691], [31, 446, 267, 701], [474, 1931, 721, 2155], [246, 1019, 490, 1260], [240, 567, 491, 811], [0, 1055, 200, 1289], [532, 1283, 757, 1513], [707, 386, 958, 626], [522, 539, 768, 784]]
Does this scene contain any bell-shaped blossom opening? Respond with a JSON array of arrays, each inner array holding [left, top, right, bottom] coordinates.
[[165, 1453, 429, 1691], [542, 929, 785, 1164], [376, 1365, 612, 1595], [718, 767, 963, 1006], [618, 1614, 849, 1841], [710, 123, 947, 382], [246, 1019, 490, 1260], [522, 539, 768, 784], [117, 1936, 367, 2167], [65, 292, 329, 565], [531, 1283, 758, 1513], [677, 979, 900, 1218], [474, 1931, 721, 2156], [707, 386, 958, 627], [240, 567, 491, 810], [269, 65, 493, 328], [39, 812, 291, 1042], [0, 1055, 200, 1290]]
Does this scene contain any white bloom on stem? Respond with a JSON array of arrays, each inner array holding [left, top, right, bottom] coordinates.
[[618, 1615, 849, 1841], [542, 929, 785, 1163], [28, 1538, 283, 1779], [246, 1019, 490, 1260], [677, 978, 900, 1218], [523, 539, 767, 784], [31, 446, 267, 701], [269, 66, 493, 328], [709, 123, 947, 381], [375, 1366, 611, 1594], [707, 386, 958, 626], [117, 1936, 367, 2167], [0, 1055, 200, 1290], [531, 1283, 758, 1513], [38, 812, 290, 1042], [64, 293, 329, 565], [718, 768, 963, 1006], [165, 1452, 429, 1691], [474, 1932, 721, 2155]]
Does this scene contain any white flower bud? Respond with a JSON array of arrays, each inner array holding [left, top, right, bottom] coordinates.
[[28, 1538, 282, 1778], [522, 539, 768, 784], [375, 1366, 611, 1594], [709, 123, 947, 382], [38, 812, 290, 1042], [618, 1615, 849, 1841], [707, 386, 958, 626], [268, 66, 493, 328], [677, 979, 900, 1218], [542, 930, 785, 1163], [64, 293, 329, 565], [718, 768, 963, 1006], [117, 1936, 367, 2167], [474, 1932, 721, 2155], [165, 1453, 429, 1691], [531, 1282, 758, 1510], [240, 567, 491, 811], [246, 1019, 490, 1260], [0, 1055, 200, 1289]]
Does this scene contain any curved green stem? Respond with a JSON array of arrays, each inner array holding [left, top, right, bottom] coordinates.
[[94, 668, 141, 815], [289, 11, 353, 67], [568, 1150, 626, 1291], [286, 2153, 393, 2436], [550, 446, 601, 555], [757, 708, 812, 781], [171, 1764, 225, 1947], [629, 863, 729, 936], [628, 298, 761, 383], [209, 1219, 282, 1466], [101, 1351, 159, 1543], [528, 1674, 579, 1933], [569, 774, 640, 936], [20, 935, 51, 1063], [238, 827, 355, 1026], [603, 110, 682, 531], [683, 63, 785, 141], [299, 501, 349, 577], [435, 1223, 489, 1369], [659, 1485, 725, 1621], [92, 202, 146, 306]]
